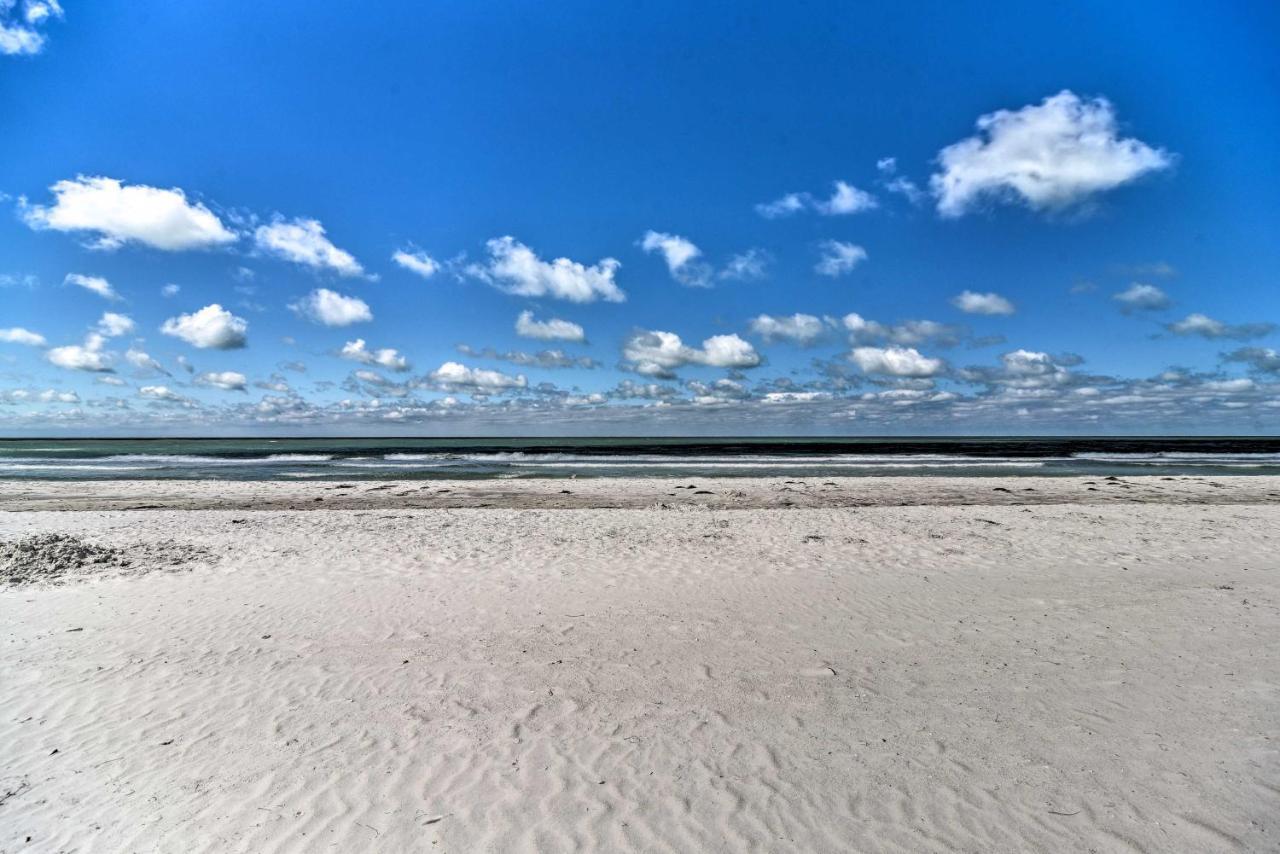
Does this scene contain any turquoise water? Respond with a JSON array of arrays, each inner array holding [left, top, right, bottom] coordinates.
[[1, 437, 1279, 479]]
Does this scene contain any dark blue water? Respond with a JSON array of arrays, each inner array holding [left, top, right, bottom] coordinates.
[[1, 437, 1279, 480]]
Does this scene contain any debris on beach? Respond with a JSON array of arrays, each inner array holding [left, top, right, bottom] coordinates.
[[1, 534, 211, 587]]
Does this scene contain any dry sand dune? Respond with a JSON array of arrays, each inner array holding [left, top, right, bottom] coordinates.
[[2, 477, 1278, 852]]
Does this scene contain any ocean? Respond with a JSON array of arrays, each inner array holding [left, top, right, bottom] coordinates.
[[2, 437, 1280, 480]]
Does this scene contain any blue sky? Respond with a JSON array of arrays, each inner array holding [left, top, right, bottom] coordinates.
[[1, 0, 1278, 435]]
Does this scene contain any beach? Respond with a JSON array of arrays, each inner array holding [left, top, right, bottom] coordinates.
[[2, 476, 1277, 852]]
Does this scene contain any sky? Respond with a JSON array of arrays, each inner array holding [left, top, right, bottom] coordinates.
[[1, 0, 1278, 436]]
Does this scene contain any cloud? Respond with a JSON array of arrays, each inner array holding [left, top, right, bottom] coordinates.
[[639, 231, 768, 286], [1166, 313, 1275, 341], [719, 249, 770, 282], [465, 236, 624, 303], [931, 90, 1173, 217], [1113, 283, 1171, 312], [47, 332, 113, 372], [849, 346, 945, 377], [161, 303, 249, 349], [456, 344, 598, 370], [0, 1, 60, 56], [842, 313, 963, 348], [254, 217, 364, 276], [124, 347, 168, 375], [161, 283, 180, 297], [429, 361, 527, 391], [749, 313, 828, 345], [23, 176, 236, 250], [95, 312, 135, 338], [194, 370, 248, 391], [816, 181, 878, 215], [622, 330, 760, 378], [514, 310, 586, 343], [139, 385, 188, 403], [392, 248, 440, 279], [814, 241, 868, 277], [1223, 347, 1280, 374], [952, 290, 1015, 316], [0, 327, 45, 346], [289, 288, 372, 327], [65, 273, 120, 301], [339, 338, 410, 371], [756, 181, 877, 218]]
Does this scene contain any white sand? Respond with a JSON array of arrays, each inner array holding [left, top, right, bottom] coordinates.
[[2, 477, 1278, 852]]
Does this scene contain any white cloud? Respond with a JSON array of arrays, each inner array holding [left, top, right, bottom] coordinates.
[[1113, 283, 1170, 311], [429, 361, 527, 391], [515, 310, 586, 342], [125, 347, 167, 374], [749, 313, 827, 345], [719, 249, 769, 281], [1166, 313, 1275, 341], [816, 181, 878, 215], [23, 176, 236, 250], [139, 385, 187, 403], [0, 21, 41, 54], [289, 288, 372, 327], [754, 193, 807, 219], [0, 327, 45, 346], [952, 290, 1015, 316], [65, 273, 120, 301], [195, 371, 247, 391], [37, 388, 78, 404], [814, 241, 868, 277], [623, 330, 760, 378], [95, 312, 135, 337], [254, 217, 364, 277], [161, 283, 181, 297], [0, 2, 59, 55], [466, 236, 624, 303], [391, 248, 440, 279], [849, 346, 945, 377], [161, 303, 249, 349], [931, 90, 1173, 217], [756, 181, 877, 218], [640, 230, 711, 287], [339, 338, 410, 371], [47, 332, 112, 372]]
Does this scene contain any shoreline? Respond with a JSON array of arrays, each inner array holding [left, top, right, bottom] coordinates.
[[3, 474, 1280, 511]]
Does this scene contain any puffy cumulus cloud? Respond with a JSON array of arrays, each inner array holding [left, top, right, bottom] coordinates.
[[428, 361, 527, 391], [1113, 283, 1170, 312], [515, 310, 585, 343], [749, 313, 828, 345], [640, 230, 703, 278], [877, 159, 926, 205], [65, 273, 120, 301], [138, 385, 189, 404], [391, 248, 440, 279], [931, 91, 1173, 217], [289, 288, 372, 327], [38, 388, 78, 403], [849, 346, 945, 377], [456, 344, 598, 370], [0, 327, 45, 346], [610, 380, 681, 400], [254, 374, 292, 393], [466, 236, 624, 303], [951, 290, 1015, 316], [339, 338, 410, 371], [1223, 347, 1280, 374], [1166, 313, 1275, 341], [622, 330, 760, 378], [814, 241, 868, 277], [755, 181, 877, 218], [23, 176, 236, 250], [195, 371, 248, 391], [47, 332, 113, 372], [161, 304, 249, 349], [95, 312, 135, 338], [254, 217, 364, 277]]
